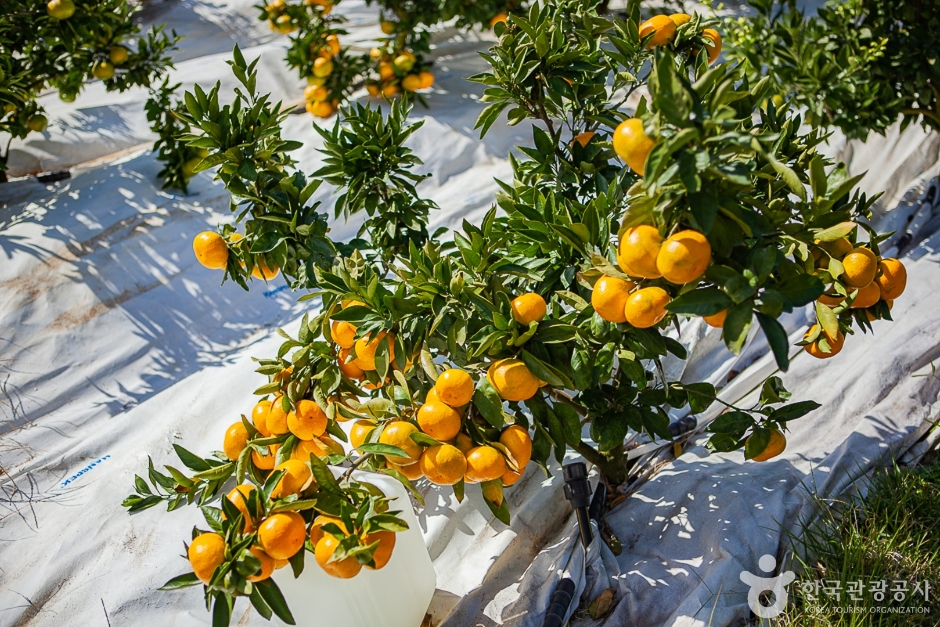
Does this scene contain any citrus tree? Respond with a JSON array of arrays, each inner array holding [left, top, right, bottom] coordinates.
[[260, 0, 527, 116], [146, 79, 210, 193], [0, 0, 177, 181], [123, 1, 909, 623], [723, 0, 940, 139]]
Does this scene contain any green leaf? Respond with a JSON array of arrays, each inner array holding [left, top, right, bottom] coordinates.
[[357, 443, 408, 458], [722, 302, 753, 355], [665, 288, 732, 316], [174, 445, 211, 472], [520, 349, 572, 389], [769, 400, 821, 422], [760, 376, 792, 405], [473, 378, 508, 428], [255, 579, 296, 625], [707, 411, 754, 436], [815, 221, 857, 242], [684, 382, 716, 414], [159, 572, 201, 590], [814, 301, 839, 339], [756, 313, 790, 372]]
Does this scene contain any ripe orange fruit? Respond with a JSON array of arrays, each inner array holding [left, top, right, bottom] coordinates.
[[617, 225, 663, 278], [305, 84, 328, 102], [419, 444, 467, 485], [246, 547, 275, 582], [624, 287, 671, 328], [388, 459, 424, 479], [701, 28, 722, 64], [841, 247, 877, 288], [193, 232, 228, 270], [612, 119, 655, 175], [307, 101, 334, 118], [499, 425, 532, 468], [338, 347, 365, 379], [252, 400, 272, 437], [418, 71, 434, 89], [223, 422, 249, 461], [499, 425, 532, 486], [591, 275, 634, 323], [656, 230, 712, 284], [465, 446, 508, 483], [271, 459, 312, 498], [315, 534, 362, 578], [309, 514, 348, 546], [188, 533, 226, 583], [572, 131, 595, 148], [313, 57, 333, 77], [803, 324, 844, 359], [382, 82, 398, 98], [749, 428, 786, 462], [291, 438, 330, 462], [849, 282, 881, 309], [288, 399, 327, 440], [874, 258, 906, 300], [258, 512, 307, 560], [401, 74, 421, 92], [267, 398, 290, 435], [418, 402, 463, 441], [434, 369, 475, 407], [350, 420, 377, 450], [366, 82, 381, 97], [490, 13, 508, 27], [331, 320, 357, 349], [226, 484, 256, 532], [378, 421, 422, 465], [639, 15, 677, 49], [669, 13, 691, 26], [380, 20, 396, 34], [487, 359, 540, 402], [511, 293, 547, 325], [363, 530, 396, 569], [455, 432, 474, 454], [251, 258, 280, 280], [354, 331, 395, 371], [326, 34, 341, 55], [251, 445, 279, 470], [703, 310, 727, 328], [816, 237, 854, 259]]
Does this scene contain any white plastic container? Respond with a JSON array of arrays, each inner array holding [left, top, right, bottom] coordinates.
[[273, 469, 436, 627]]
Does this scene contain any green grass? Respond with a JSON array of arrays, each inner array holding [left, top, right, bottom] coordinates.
[[771, 451, 940, 626]]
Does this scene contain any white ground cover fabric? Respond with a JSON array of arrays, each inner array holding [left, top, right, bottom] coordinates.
[[2, 2, 939, 626]]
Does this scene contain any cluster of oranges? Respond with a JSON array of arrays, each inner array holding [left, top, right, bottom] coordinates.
[[329, 298, 541, 493], [304, 33, 342, 117], [804, 238, 907, 358], [639, 13, 722, 63], [590, 226, 713, 329], [192, 232, 280, 281], [610, 18, 722, 176], [365, 48, 434, 99], [265, 0, 298, 34], [350, 388, 533, 495], [214, 400, 396, 579]]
